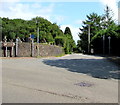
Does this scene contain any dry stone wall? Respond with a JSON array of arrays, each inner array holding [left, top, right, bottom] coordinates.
[[34, 44, 64, 57], [17, 42, 32, 57], [1, 42, 64, 57], [17, 42, 64, 57], [0, 43, 2, 57]]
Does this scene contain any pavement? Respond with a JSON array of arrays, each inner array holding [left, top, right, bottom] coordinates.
[[2, 54, 119, 103]]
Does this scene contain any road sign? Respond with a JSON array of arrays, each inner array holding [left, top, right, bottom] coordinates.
[[30, 35, 35, 39]]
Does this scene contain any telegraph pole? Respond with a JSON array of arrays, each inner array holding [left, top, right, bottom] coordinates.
[[103, 35, 105, 55], [37, 27, 39, 43], [88, 24, 90, 54], [36, 20, 39, 43], [36, 18, 40, 57], [108, 36, 111, 55]]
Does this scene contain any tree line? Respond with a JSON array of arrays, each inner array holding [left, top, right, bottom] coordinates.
[[77, 6, 120, 56], [1, 6, 120, 56], [1, 17, 76, 54]]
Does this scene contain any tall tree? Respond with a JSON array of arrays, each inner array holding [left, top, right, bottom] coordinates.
[[64, 27, 72, 36], [64, 27, 76, 53], [92, 6, 117, 54], [78, 13, 102, 53], [77, 6, 120, 56]]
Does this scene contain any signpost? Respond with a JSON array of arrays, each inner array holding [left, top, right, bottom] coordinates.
[[16, 38, 18, 57], [30, 35, 35, 39], [30, 34, 35, 57]]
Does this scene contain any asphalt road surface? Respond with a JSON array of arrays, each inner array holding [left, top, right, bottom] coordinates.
[[2, 54, 119, 103]]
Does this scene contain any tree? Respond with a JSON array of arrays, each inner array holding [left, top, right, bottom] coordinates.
[[1, 16, 76, 54], [102, 6, 114, 29], [64, 27, 76, 53], [55, 36, 65, 47], [77, 6, 120, 56], [64, 27, 72, 36], [78, 13, 102, 53], [91, 6, 118, 54]]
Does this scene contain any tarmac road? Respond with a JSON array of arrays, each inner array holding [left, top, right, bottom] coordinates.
[[2, 54, 119, 103]]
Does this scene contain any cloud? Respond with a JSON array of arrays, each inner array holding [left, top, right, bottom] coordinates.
[[75, 19, 83, 25], [100, 0, 118, 21], [0, 2, 55, 20], [60, 24, 80, 44], [50, 15, 65, 24], [0, 0, 104, 2], [0, 2, 65, 23], [1, 0, 20, 2]]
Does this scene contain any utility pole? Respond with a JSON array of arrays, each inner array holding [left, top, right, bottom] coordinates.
[[36, 18, 40, 57], [4, 36, 7, 57], [88, 24, 90, 54], [37, 27, 39, 43], [108, 36, 111, 55], [36, 20, 39, 43], [103, 35, 105, 55]]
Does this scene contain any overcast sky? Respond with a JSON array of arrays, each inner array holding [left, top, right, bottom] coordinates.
[[0, 0, 119, 43]]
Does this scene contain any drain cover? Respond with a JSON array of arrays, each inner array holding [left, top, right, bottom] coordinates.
[[74, 81, 94, 87]]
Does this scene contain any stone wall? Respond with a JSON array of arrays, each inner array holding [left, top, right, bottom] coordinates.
[[17, 42, 64, 57], [34, 43, 64, 57], [0, 43, 2, 57], [0, 42, 64, 57], [17, 42, 32, 57]]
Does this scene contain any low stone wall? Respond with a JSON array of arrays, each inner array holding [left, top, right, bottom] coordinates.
[[17, 42, 32, 57], [34, 43, 64, 57], [0, 43, 2, 57], [17, 42, 64, 57]]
